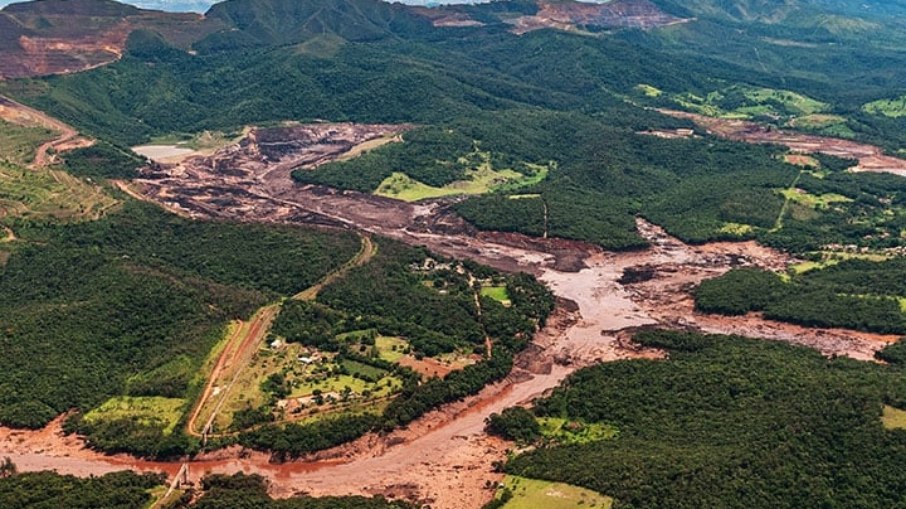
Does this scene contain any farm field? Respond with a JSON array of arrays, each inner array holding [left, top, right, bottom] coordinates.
[[84, 397, 185, 436], [0, 118, 118, 228], [0, 163, 119, 224], [374, 153, 549, 202], [496, 476, 613, 509]]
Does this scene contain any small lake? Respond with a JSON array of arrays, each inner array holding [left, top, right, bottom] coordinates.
[[132, 145, 197, 162]]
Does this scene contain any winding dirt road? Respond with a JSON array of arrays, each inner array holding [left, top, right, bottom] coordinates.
[[0, 95, 92, 169]]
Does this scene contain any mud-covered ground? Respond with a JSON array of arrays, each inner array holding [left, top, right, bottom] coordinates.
[[2, 123, 899, 508]]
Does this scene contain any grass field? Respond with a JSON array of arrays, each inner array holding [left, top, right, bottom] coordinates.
[[290, 372, 401, 399], [634, 83, 663, 97], [481, 285, 511, 304], [882, 405, 906, 429], [743, 87, 827, 115], [537, 417, 618, 445], [718, 222, 755, 237], [339, 359, 388, 380], [0, 120, 55, 166], [863, 96, 906, 118], [672, 85, 828, 120], [779, 188, 852, 210], [84, 396, 186, 435], [375, 153, 549, 202], [790, 251, 892, 274], [375, 336, 409, 362], [0, 164, 119, 223], [497, 476, 613, 509]]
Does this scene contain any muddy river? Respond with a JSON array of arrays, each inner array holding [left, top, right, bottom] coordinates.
[[1, 125, 900, 508]]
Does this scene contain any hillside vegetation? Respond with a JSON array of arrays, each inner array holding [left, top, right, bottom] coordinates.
[[238, 240, 554, 459], [498, 330, 906, 509], [0, 201, 358, 437], [695, 260, 906, 334]]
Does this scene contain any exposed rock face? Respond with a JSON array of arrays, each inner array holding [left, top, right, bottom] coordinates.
[[508, 0, 690, 35], [0, 0, 690, 79], [0, 0, 212, 79]]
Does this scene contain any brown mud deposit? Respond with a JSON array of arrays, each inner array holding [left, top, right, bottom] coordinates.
[[2, 122, 899, 508], [661, 109, 906, 177], [509, 0, 690, 35]]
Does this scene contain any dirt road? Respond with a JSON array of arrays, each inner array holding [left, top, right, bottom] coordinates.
[[293, 235, 375, 301], [0, 95, 93, 168]]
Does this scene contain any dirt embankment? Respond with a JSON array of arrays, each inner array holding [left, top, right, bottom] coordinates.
[[0, 95, 93, 168], [660, 109, 906, 177], [2, 122, 900, 508]]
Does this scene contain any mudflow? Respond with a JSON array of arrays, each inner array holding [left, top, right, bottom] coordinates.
[[4, 123, 899, 509]]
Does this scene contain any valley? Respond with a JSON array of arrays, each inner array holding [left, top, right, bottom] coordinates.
[[2, 0, 906, 507], [2, 118, 899, 508]]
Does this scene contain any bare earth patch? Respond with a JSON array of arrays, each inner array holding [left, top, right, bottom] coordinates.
[[660, 109, 906, 177]]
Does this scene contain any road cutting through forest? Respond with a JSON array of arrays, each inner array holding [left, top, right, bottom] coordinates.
[[1, 115, 902, 509], [188, 234, 376, 440]]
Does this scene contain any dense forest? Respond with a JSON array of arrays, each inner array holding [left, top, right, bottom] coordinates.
[[0, 470, 164, 509], [243, 239, 554, 458], [0, 470, 411, 509], [175, 473, 413, 508], [0, 200, 358, 447], [497, 330, 906, 509], [695, 263, 906, 334]]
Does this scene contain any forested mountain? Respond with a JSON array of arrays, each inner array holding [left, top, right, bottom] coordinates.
[[1, 0, 906, 506]]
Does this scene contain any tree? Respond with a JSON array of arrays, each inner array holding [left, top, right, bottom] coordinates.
[[0, 457, 16, 478]]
